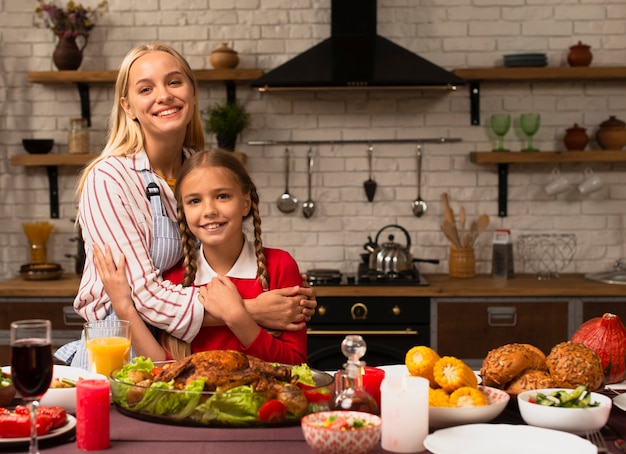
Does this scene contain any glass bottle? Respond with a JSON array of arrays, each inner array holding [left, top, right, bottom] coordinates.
[[330, 335, 379, 414], [68, 118, 90, 154]]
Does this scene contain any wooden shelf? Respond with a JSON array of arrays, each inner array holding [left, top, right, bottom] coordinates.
[[470, 150, 626, 218], [454, 66, 626, 82], [452, 66, 626, 125], [10, 153, 97, 167], [470, 150, 626, 164], [27, 68, 264, 84]]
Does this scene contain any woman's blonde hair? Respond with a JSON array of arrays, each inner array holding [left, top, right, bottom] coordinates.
[[76, 42, 205, 195]]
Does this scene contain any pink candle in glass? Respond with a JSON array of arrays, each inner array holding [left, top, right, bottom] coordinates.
[[76, 379, 110, 451], [362, 366, 385, 411]]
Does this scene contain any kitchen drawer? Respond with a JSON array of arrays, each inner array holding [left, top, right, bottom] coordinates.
[[581, 298, 626, 323], [434, 298, 569, 360], [311, 297, 430, 326]]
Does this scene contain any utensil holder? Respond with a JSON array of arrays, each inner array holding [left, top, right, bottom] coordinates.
[[449, 247, 475, 278]]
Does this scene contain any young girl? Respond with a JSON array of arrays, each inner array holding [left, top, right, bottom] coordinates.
[[64, 42, 315, 368], [95, 149, 307, 364]]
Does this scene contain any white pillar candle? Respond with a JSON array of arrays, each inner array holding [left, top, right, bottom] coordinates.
[[381, 375, 429, 453]]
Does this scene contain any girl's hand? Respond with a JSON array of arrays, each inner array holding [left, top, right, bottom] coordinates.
[[200, 275, 247, 322], [93, 244, 134, 319]]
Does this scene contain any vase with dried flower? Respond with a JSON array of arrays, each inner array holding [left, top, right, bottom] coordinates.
[[34, 0, 107, 70]]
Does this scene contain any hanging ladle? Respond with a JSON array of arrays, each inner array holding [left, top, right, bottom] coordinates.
[[276, 147, 298, 213], [364, 144, 377, 202], [411, 144, 428, 217], [302, 147, 316, 218]]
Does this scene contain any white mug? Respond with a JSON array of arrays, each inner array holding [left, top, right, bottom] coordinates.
[[578, 167, 603, 194], [545, 168, 571, 195]]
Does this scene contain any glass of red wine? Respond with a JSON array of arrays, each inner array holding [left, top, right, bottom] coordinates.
[[10, 319, 53, 454]]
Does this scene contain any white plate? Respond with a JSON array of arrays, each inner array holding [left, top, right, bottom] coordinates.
[[423, 423, 595, 454], [0, 414, 76, 448], [607, 379, 626, 391], [614, 393, 626, 411]]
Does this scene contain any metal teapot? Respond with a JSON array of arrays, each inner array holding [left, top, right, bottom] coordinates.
[[364, 224, 438, 275]]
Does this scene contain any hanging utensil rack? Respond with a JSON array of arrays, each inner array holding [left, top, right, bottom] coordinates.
[[247, 138, 462, 146]]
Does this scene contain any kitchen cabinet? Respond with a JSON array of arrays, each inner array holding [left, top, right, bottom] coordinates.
[[580, 298, 626, 325], [469, 151, 626, 217], [432, 297, 571, 368], [0, 297, 83, 364]]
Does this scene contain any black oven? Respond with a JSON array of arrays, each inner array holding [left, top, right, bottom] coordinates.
[[306, 296, 430, 371]]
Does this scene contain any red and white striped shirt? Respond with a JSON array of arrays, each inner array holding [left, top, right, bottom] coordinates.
[[74, 149, 203, 342]]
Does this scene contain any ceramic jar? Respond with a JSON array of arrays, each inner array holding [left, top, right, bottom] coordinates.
[[567, 41, 592, 67], [596, 116, 626, 150], [210, 43, 239, 69], [563, 123, 589, 151]]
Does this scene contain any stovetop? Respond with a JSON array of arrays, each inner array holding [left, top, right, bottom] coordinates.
[[307, 264, 430, 286]]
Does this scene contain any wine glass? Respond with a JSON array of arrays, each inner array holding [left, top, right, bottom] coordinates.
[[520, 113, 541, 151], [490, 114, 511, 152], [10, 319, 53, 454]]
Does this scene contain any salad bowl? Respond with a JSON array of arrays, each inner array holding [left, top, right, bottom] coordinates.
[[110, 357, 334, 427]]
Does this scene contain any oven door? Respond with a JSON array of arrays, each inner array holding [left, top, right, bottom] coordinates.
[[306, 296, 430, 371]]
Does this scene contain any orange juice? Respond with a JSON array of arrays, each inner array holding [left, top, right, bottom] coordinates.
[[85, 336, 131, 376]]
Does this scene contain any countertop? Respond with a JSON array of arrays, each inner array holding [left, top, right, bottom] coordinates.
[[1, 273, 626, 298]]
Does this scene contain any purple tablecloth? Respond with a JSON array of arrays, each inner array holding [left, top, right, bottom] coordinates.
[[2, 398, 625, 453]]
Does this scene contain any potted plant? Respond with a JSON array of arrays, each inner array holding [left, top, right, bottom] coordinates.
[[203, 101, 250, 151], [34, 0, 108, 70]]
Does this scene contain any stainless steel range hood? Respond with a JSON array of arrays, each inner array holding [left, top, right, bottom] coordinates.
[[252, 0, 465, 92]]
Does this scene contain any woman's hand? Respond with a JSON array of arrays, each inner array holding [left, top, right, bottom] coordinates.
[[244, 284, 317, 332], [93, 244, 135, 320]]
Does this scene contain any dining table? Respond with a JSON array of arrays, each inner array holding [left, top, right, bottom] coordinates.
[[1, 390, 623, 454]]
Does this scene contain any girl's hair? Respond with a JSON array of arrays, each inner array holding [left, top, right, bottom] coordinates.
[[174, 149, 269, 289], [76, 42, 205, 195]]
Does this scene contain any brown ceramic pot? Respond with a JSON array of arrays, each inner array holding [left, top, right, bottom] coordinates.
[[210, 43, 239, 69], [567, 41, 592, 67], [563, 123, 589, 151], [596, 116, 626, 150]]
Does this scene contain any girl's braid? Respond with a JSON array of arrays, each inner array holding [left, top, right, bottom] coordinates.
[[249, 186, 269, 290], [176, 203, 199, 287]]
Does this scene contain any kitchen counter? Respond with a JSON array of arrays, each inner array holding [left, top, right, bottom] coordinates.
[[1, 273, 626, 298]]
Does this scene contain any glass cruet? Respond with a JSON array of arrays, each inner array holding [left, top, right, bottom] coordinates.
[[330, 334, 379, 414]]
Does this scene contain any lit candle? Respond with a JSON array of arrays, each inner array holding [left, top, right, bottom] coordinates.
[[76, 379, 110, 451], [381, 374, 428, 453]]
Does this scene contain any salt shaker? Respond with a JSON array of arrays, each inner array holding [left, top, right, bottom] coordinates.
[[492, 229, 515, 279]]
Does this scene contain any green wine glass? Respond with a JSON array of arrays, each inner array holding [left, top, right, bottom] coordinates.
[[490, 114, 511, 152], [520, 113, 541, 152]]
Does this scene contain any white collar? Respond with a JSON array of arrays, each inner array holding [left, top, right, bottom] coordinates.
[[194, 240, 257, 285]]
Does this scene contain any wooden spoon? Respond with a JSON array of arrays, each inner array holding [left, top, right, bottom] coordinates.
[[441, 221, 462, 249], [441, 192, 461, 246]]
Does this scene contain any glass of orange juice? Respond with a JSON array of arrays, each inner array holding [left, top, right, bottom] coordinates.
[[84, 320, 131, 377]]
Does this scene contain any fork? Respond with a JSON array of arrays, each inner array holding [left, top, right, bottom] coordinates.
[[586, 430, 610, 453]]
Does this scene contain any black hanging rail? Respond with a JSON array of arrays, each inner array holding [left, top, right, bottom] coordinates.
[[248, 138, 462, 146]]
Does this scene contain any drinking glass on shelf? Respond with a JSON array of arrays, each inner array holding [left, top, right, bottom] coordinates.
[[10, 319, 53, 454], [490, 114, 511, 152], [520, 113, 541, 151]]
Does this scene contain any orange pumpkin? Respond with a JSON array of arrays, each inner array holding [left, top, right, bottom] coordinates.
[[571, 313, 626, 384]]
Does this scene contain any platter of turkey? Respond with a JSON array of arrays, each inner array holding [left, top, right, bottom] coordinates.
[[109, 350, 334, 427]]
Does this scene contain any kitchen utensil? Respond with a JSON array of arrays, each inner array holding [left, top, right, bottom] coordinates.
[[367, 224, 439, 275], [276, 148, 298, 213], [441, 221, 462, 249], [364, 145, 377, 202], [302, 147, 316, 218], [458, 206, 466, 242], [441, 193, 460, 246], [411, 145, 427, 217]]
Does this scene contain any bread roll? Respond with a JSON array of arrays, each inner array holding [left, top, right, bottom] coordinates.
[[505, 369, 555, 395], [480, 343, 546, 388], [546, 341, 604, 391]]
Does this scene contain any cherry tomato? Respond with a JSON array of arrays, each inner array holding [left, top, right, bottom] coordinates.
[[258, 399, 287, 424], [297, 383, 331, 404]]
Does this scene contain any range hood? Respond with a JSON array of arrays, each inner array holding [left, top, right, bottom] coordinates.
[[251, 0, 465, 92]]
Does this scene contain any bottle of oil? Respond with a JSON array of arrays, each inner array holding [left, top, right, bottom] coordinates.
[[330, 335, 379, 414]]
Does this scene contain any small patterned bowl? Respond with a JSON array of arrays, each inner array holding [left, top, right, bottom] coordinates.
[[301, 410, 382, 454]]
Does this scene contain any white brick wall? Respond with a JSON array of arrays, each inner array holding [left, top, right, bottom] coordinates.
[[1, 0, 625, 280]]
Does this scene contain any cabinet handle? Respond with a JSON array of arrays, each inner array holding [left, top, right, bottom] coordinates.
[[63, 306, 85, 326], [307, 329, 418, 336], [487, 306, 517, 327]]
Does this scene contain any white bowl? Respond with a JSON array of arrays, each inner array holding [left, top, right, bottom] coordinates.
[[301, 410, 382, 454], [429, 385, 510, 429], [517, 388, 611, 434], [2, 365, 106, 414]]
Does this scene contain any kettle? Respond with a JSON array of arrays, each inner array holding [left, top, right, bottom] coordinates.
[[364, 224, 439, 275]]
